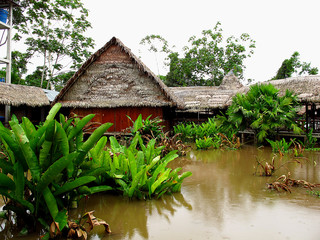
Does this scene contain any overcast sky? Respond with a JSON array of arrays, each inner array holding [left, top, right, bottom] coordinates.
[[82, 0, 320, 83]]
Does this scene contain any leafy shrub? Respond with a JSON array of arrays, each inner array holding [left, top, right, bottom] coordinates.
[[221, 83, 302, 143], [266, 138, 294, 155], [305, 129, 317, 149], [174, 118, 221, 142], [127, 114, 164, 139], [0, 103, 113, 237], [88, 134, 192, 199]]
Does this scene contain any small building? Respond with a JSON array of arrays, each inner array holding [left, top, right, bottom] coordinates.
[[52, 37, 181, 133], [0, 82, 50, 124], [170, 73, 242, 123], [268, 75, 320, 133]]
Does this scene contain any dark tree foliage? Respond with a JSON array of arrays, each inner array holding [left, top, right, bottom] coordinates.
[[272, 51, 318, 80]]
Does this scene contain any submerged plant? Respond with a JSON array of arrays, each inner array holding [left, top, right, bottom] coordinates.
[[267, 174, 320, 193], [305, 129, 317, 149], [88, 134, 192, 199], [218, 133, 241, 150], [0, 104, 113, 238], [266, 138, 294, 156], [254, 155, 303, 176]]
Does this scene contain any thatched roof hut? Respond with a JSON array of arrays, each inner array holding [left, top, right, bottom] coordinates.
[[267, 75, 320, 103], [52, 37, 182, 132], [52, 37, 181, 108], [0, 82, 50, 107], [169, 73, 242, 112]]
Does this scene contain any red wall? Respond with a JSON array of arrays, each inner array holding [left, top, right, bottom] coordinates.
[[73, 107, 166, 132]]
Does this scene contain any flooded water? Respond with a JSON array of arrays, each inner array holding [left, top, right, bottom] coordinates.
[[2, 145, 320, 239]]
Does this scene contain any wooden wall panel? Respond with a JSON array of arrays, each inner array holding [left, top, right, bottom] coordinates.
[[71, 107, 166, 133]]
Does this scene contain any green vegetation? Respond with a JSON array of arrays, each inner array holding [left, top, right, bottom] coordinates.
[[220, 83, 302, 143], [174, 118, 240, 150], [272, 51, 318, 80], [10, 0, 94, 89], [99, 135, 192, 199], [266, 138, 294, 155], [140, 21, 256, 86], [0, 105, 191, 238]]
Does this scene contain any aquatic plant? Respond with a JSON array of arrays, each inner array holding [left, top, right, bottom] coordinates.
[[174, 118, 221, 142], [268, 174, 320, 193], [196, 137, 214, 150], [155, 132, 190, 156], [266, 138, 294, 156], [127, 114, 164, 139], [218, 133, 241, 150], [304, 129, 317, 149], [173, 122, 194, 142], [88, 134, 192, 199], [254, 155, 303, 176], [0, 103, 112, 238]]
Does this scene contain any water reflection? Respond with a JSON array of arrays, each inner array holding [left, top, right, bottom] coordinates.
[[1, 145, 320, 240]]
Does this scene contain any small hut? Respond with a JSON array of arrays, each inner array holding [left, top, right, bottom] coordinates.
[[268, 75, 320, 133], [170, 73, 242, 123], [52, 37, 181, 133], [0, 82, 50, 124]]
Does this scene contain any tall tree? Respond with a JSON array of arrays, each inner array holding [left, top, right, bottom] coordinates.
[[272, 51, 318, 80], [13, 0, 94, 89], [140, 22, 256, 86]]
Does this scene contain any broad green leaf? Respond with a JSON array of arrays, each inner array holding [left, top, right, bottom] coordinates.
[[39, 140, 53, 169], [13, 162, 25, 200], [54, 209, 68, 230], [54, 176, 96, 196], [128, 167, 146, 198], [88, 185, 113, 194], [21, 117, 36, 141], [128, 150, 137, 179], [150, 169, 171, 194], [37, 152, 78, 193], [67, 114, 95, 141], [43, 187, 58, 219], [0, 173, 15, 191], [75, 123, 113, 165], [0, 131, 26, 167], [53, 121, 69, 156], [10, 121, 40, 181], [0, 158, 14, 175]]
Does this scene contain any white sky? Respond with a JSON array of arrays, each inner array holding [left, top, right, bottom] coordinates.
[[50, 0, 320, 83]]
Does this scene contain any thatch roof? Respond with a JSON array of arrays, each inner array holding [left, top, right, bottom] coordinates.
[[0, 82, 50, 107], [169, 73, 242, 112], [52, 37, 182, 108], [267, 75, 320, 103], [0, 0, 20, 8]]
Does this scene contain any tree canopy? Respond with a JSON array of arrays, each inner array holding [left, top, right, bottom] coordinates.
[[272, 51, 318, 80], [140, 22, 256, 87], [11, 0, 94, 90]]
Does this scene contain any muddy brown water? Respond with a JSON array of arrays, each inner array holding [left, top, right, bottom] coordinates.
[[2, 145, 320, 239]]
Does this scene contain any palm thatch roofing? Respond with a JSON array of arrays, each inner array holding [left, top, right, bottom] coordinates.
[[52, 37, 182, 109], [169, 73, 242, 112], [267, 75, 320, 103], [0, 82, 50, 107]]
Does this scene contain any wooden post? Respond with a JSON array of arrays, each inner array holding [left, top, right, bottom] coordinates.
[[305, 102, 309, 133]]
